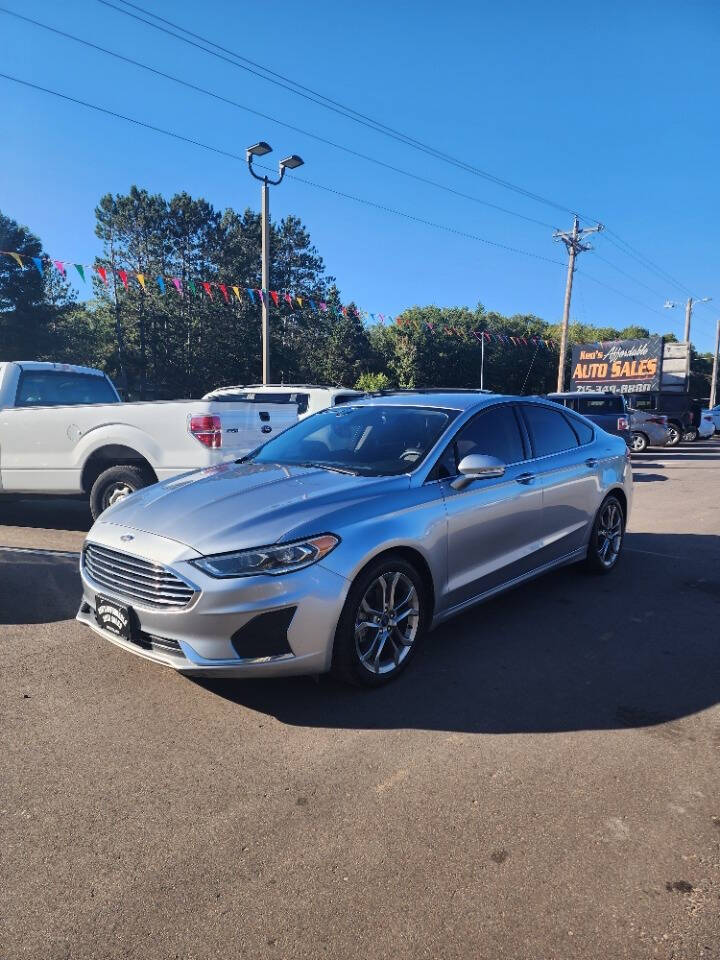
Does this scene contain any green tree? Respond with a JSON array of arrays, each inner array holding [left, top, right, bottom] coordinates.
[[0, 211, 76, 360]]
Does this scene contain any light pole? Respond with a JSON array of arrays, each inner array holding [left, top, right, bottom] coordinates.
[[246, 142, 304, 385]]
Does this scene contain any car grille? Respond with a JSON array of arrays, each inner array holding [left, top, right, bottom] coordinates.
[[83, 543, 196, 609]]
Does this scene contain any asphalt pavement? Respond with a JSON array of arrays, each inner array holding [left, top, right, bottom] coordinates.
[[2, 440, 719, 959]]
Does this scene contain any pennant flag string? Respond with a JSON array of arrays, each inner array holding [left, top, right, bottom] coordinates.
[[0, 249, 558, 350]]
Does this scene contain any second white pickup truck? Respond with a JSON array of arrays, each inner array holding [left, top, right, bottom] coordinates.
[[0, 362, 298, 518]]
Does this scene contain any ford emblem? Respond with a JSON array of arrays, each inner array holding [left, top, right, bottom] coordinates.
[[261, 425, 272, 434], [120, 534, 135, 542]]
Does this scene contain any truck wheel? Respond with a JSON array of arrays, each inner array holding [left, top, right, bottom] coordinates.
[[681, 428, 698, 443], [90, 465, 150, 520], [666, 423, 682, 447]]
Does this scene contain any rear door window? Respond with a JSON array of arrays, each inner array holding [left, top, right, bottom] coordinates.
[[522, 404, 580, 457], [15, 371, 118, 407], [567, 416, 594, 445]]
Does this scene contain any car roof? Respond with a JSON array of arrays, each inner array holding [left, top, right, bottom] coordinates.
[[353, 390, 518, 411], [12, 361, 107, 376], [546, 391, 621, 398]]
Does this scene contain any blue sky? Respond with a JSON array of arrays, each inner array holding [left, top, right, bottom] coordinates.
[[1, 0, 719, 350]]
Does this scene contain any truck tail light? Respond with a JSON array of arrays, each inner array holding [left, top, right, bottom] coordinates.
[[617, 416, 629, 431], [647, 416, 666, 425], [190, 414, 222, 448]]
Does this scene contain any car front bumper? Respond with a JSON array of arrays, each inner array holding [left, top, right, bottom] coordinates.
[[76, 526, 351, 678]]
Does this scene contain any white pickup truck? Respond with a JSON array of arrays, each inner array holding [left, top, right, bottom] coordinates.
[[0, 362, 299, 518]]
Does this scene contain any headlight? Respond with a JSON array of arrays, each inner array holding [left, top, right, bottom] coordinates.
[[190, 534, 339, 579]]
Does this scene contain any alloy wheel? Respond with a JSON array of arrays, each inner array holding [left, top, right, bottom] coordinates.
[[596, 500, 623, 569], [354, 571, 420, 675]]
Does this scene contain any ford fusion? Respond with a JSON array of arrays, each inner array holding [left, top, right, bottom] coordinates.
[[77, 392, 632, 686]]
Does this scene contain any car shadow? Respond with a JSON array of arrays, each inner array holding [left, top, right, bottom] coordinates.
[[632, 473, 668, 482], [196, 532, 720, 735], [0, 549, 81, 624], [0, 496, 92, 533]]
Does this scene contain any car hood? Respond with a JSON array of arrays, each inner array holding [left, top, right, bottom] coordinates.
[[95, 460, 410, 555]]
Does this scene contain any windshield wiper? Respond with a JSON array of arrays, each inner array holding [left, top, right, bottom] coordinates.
[[294, 461, 359, 476]]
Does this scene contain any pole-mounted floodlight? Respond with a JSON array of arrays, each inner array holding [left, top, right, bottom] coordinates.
[[245, 143, 306, 385], [279, 154, 304, 171], [246, 141, 272, 159]]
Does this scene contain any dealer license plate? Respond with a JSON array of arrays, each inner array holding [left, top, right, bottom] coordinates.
[[95, 596, 133, 640]]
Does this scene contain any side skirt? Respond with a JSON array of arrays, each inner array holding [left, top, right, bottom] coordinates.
[[431, 546, 587, 629]]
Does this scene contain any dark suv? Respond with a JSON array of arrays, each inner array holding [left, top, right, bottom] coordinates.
[[625, 392, 702, 446], [546, 392, 631, 446]]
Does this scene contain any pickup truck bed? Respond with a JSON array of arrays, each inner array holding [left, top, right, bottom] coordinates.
[[0, 362, 297, 517]]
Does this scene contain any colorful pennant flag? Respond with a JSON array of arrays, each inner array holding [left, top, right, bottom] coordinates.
[[75, 264, 86, 282], [232, 285, 241, 302], [202, 281, 212, 299], [171, 277, 183, 295], [117, 269, 128, 288], [246, 288, 256, 303], [31, 257, 43, 275], [188, 279, 196, 296], [136, 273, 146, 290], [269, 290, 279, 306], [53, 260, 66, 276], [219, 284, 229, 303], [156, 276, 165, 294]]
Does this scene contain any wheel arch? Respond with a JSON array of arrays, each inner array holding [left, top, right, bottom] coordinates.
[[81, 444, 157, 494], [348, 545, 436, 622]]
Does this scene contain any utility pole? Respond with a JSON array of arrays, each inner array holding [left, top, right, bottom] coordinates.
[[664, 296, 711, 385], [553, 216, 603, 392], [684, 297, 693, 344], [710, 314, 720, 409]]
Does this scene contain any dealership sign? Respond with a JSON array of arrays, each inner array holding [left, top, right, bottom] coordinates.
[[570, 335, 663, 393]]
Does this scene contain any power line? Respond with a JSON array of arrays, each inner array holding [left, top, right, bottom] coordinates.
[[0, 71, 566, 270], [0, 7, 559, 232], [602, 231, 695, 298], [97, 0, 598, 222], [99, 0, 710, 311], [0, 71, 679, 321]]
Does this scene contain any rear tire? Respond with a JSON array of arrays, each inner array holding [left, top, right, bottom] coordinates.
[[89, 465, 151, 520], [630, 432, 648, 453], [331, 555, 427, 687], [585, 494, 625, 575], [682, 428, 698, 442]]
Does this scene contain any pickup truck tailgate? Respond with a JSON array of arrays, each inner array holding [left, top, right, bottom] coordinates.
[[210, 401, 298, 453]]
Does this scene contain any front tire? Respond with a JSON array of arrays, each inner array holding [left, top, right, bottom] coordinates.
[[90, 465, 151, 520], [585, 495, 625, 574], [682, 428, 698, 443], [332, 555, 427, 687], [630, 432, 648, 453]]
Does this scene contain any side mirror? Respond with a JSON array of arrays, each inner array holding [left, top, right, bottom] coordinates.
[[451, 454, 506, 490]]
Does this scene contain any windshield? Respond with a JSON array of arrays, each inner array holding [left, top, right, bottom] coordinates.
[[251, 405, 456, 476]]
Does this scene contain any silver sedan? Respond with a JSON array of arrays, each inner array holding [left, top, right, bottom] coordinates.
[[77, 392, 632, 686]]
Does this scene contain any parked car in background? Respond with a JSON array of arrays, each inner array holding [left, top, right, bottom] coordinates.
[[203, 384, 362, 417], [546, 391, 631, 446], [0, 362, 298, 518], [697, 410, 716, 440], [626, 407, 670, 453], [706, 405, 720, 433], [77, 392, 632, 686], [627, 391, 702, 446]]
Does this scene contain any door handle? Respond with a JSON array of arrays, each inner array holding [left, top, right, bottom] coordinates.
[[585, 458, 598, 468], [516, 472, 536, 485]]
